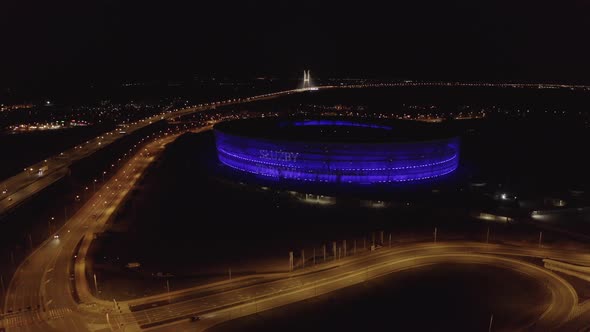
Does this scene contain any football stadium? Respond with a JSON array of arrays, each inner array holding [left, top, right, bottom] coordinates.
[[214, 118, 460, 184]]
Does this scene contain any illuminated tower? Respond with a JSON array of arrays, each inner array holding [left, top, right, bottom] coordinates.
[[303, 70, 311, 89]]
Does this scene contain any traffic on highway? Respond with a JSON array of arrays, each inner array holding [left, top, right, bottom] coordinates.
[[2, 86, 590, 332]]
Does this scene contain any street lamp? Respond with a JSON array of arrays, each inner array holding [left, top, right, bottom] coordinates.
[[48, 217, 55, 236]]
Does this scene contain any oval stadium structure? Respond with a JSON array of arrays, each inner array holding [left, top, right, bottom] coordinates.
[[214, 118, 460, 184]]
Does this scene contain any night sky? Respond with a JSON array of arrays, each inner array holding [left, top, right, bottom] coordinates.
[[2, 0, 590, 88]]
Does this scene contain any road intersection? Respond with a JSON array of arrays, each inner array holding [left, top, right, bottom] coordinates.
[[3, 88, 590, 331]]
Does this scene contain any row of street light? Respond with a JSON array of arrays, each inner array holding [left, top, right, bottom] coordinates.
[[288, 227, 547, 273]]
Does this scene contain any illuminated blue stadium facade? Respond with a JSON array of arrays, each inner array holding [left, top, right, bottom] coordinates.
[[214, 119, 460, 184]]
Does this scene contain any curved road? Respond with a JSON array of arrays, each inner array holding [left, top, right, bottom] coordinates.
[[4, 81, 588, 215], [0, 87, 308, 216], [3, 106, 590, 331]]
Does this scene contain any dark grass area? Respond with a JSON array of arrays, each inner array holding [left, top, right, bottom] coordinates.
[[0, 122, 166, 312], [87, 132, 491, 300], [0, 125, 111, 180], [211, 263, 551, 332], [83, 87, 590, 301], [87, 129, 585, 301]]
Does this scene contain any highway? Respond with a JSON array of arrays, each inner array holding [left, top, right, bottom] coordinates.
[[5, 80, 587, 216], [2, 80, 587, 215], [0, 87, 308, 217], [2, 120, 590, 331], [1, 125, 189, 331], [4, 85, 590, 331], [0, 119, 155, 215]]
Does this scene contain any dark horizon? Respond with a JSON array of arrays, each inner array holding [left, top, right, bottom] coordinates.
[[2, 0, 590, 92]]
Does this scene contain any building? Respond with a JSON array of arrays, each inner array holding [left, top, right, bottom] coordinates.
[[214, 117, 460, 184]]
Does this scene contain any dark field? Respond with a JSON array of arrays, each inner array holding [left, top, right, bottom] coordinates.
[[87, 128, 582, 300], [1, 86, 588, 324], [85, 87, 590, 300], [211, 263, 551, 332], [88, 131, 482, 299], [0, 126, 109, 180]]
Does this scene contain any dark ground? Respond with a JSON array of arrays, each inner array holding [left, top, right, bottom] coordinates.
[[87, 118, 589, 300], [4, 85, 590, 312], [0, 126, 110, 180], [211, 263, 551, 332], [0, 121, 167, 313]]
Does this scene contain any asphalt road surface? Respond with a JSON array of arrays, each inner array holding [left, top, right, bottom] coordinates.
[[3, 87, 590, 331], [2, 122, 590, 331], [0, 88, 307, 217]]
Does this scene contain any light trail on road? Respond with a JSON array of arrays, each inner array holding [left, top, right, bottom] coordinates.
[[3, 85, 590, 331]]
